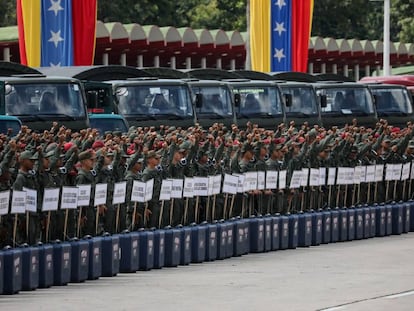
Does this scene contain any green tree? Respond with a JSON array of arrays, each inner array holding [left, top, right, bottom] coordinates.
[[0, 0, 16, 27]]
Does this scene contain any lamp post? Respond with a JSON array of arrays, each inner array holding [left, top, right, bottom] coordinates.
[[371, 0, 391, 76]]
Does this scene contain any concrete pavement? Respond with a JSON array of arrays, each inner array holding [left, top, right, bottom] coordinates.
[[1, 233, 414, 311]]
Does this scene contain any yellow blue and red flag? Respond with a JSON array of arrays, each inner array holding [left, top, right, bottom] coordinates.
[[17, 0, 97, 67], [250, 0, 314, 73]]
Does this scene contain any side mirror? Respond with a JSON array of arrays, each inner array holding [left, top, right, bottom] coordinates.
[[234, 93, 241, 107], [284, 94, 292, 107], [320, 94, 327, 108], [195, 93, 203, 108]]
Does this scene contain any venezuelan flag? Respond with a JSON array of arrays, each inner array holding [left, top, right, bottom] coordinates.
[[17, 0, 97, 67], [250, 0, 314, 73]]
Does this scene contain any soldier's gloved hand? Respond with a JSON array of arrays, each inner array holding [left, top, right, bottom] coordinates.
[[98, 205, 107, 216]]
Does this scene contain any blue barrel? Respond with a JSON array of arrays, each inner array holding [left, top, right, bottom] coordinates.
[[119, 231, 140, 273], [70, 239, 89, 283], [250, 216, 265, 253], [279, 215, 289, 250], [241, 219, 250, 255], [408, 200, 414, 231], [233, 218, 245, 257], [370, 205, 377, 238], [216, 221, 227, 260], [53, 241, 71, 286], [21, 245, 39, 291], [298, 212, 312, 247], [347, 208, 355, 241], [85, 236, 102, 280], [385, 204, 393, 236], [138, 229, 154, 271], [403, 202, 411, 233], [354, 206, 364, 240], [101, 234, 120, 277], [3, 246, 22, 294], [330, 209, 339, 243], [376, 204, 387, 237], [338, 208, 348, 242], [311, 210, 323, 246], [321, 209, 332, 244], [164, 227, 181, 267], [153, 229, 165, 269], [206, 223, 218, 261], [38, 243, 54, 288], [288, 214, 298, 249], [362, 205, 371, 239], [226, 222, 234, 258], [392, 202, 403, 235], [179, 226, 192, 265], [271, 214, 280, 250], [264, 216, 272, 252], [191, 223, 206, 263]]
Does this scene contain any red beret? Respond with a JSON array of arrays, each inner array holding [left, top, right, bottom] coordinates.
[[64, 142, 74, 152], [92, 140, 105, 150], [391, 127, 400, 133]]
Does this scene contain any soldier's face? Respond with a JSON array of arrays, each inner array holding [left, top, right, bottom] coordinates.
[[22, 159, 35, 170]]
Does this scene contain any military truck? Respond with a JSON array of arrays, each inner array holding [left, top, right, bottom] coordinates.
[[1, 62, 89, 131]]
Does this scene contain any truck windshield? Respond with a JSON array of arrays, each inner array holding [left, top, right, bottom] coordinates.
[[370, 87, 413, 114], [116, 85, 193, 117], [191, 86, 233, 116], [5, 82, 86, 117], [281, 86, 319, 116], [320, 87, 375, 115], [233, 86, 283, 116]]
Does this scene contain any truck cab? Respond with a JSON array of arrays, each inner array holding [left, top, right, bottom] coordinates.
[[0, 62, 89, 131]]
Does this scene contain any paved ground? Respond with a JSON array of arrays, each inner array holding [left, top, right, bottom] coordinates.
[[1, 233, 414, 311]]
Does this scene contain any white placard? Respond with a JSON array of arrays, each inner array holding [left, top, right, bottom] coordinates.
[[385, 164, 394, 181], [359, 166, 367, 183], [402, 163, 411, 181], [393, 163, 402, 181], [236, 174, 245, 193], [171, 179, 183, 199], [113, 181, 127, 205], [411, 161, 414, 179], [183, 177, 194, 198], [77, 184, 91, 207], [61, 187, 78, 210], [145, 179, 154, 202], [366, 165, 376, 183], [131, 180, 146, 203], [244, 171, 258, 192], [257, 171, 265, 190], [223, 174, 238, 194], [309, 168, 320, 187], [336, 167, 346, 185], [213, 175, 222, 195], [319, 167, 326, 186], [207, 176, 215, 196], [42, 188, 60, 212], [194, 177, 208, 196], [347, 167, 356, 185], [290, 170, 303, 189], [23, 187, 37, 213], [279, 170, 287, 189], [327, 167, 337, 186], [160, 179, 173, 201], [0, 190, 10, 216], [375, 164, 384, 182], [301, 168, 309, 187], [11, 190, 26, 214], [265, 170, 278, 190], [353, 167, 361, 185], [94, 183, 108, 206]]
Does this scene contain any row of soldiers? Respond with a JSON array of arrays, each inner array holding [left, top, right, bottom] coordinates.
[[1, 119, 414, 247]]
